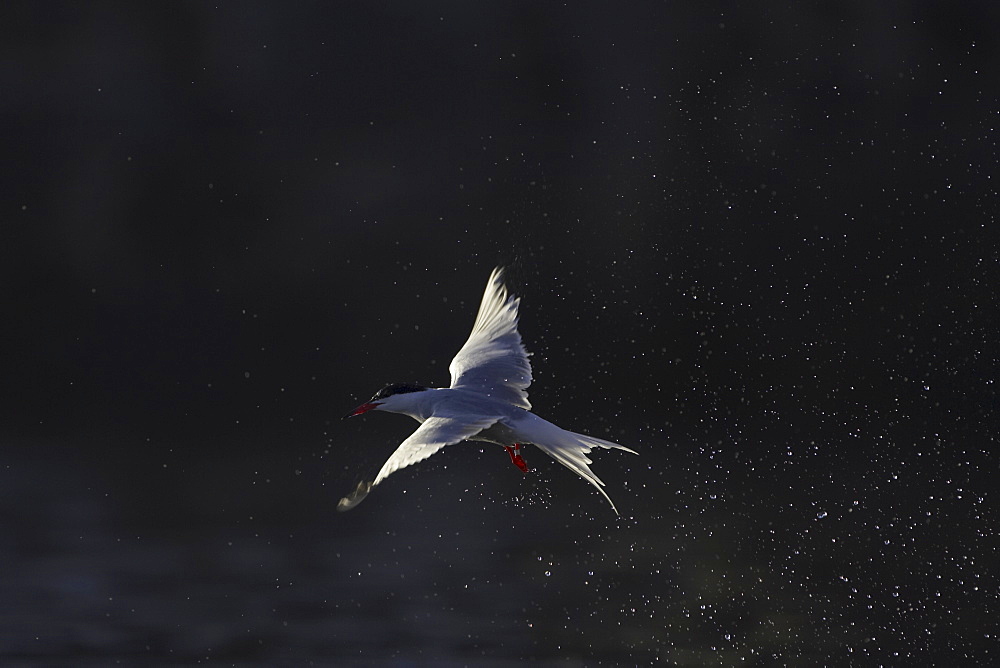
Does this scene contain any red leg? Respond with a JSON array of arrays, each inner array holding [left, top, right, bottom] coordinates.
[[503, 444, 530, 473]]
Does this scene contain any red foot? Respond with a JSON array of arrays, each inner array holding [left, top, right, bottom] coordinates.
[[504, 444, 530, 473]]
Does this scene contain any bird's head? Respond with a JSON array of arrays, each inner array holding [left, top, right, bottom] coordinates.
[[344, 383, 429, 418]]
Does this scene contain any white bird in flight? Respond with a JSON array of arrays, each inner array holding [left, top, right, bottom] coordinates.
[[339, 267, 637, 514]]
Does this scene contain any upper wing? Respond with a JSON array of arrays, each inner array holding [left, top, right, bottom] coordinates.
[[448, 267, 533, 409], [372, 415, 500, 487]]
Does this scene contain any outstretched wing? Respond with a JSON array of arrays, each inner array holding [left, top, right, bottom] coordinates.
[[449, 267, 533, 409], [372, 415, 500, 487]]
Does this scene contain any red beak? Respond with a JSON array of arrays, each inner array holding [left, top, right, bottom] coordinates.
[[344, 402, 380, 419]]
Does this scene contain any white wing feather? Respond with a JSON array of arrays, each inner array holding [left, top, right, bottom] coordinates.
[[372, 415, 500, 487], [449, 267, 533, 409]]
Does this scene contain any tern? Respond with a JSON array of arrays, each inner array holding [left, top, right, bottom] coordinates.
[[339, 267, 637, 514]]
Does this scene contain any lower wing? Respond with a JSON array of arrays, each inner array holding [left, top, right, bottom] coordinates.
[[337, 415, 499, 511]]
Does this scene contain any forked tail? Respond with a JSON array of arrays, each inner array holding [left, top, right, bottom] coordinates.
[[528, 429, 637, 515]]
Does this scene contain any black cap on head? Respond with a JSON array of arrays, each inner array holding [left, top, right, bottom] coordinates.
[[371, 383, 428, 400]]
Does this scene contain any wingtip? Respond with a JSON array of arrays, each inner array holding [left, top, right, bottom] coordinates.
[[490, 266, 508, 292], [336, 480, 373, 512]]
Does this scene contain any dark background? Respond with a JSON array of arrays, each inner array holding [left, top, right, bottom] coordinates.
[[1, 2, 996, 664]]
